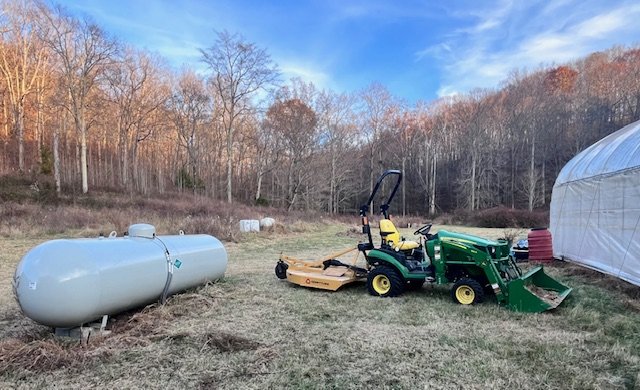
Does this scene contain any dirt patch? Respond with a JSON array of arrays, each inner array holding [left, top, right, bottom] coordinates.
[[526, 285, 561, 306], [202, 331, 262, 352]]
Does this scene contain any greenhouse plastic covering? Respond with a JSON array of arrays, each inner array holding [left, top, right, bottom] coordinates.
[[550, 120, 640, 286]]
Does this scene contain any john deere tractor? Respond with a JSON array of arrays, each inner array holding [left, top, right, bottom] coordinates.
[[277, 170, 571, 313]]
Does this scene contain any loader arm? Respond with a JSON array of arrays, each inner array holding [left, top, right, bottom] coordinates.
[[427, 230, 571, 313]]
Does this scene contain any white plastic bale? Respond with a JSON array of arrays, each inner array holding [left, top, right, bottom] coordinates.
[[260, 217, 275, 228], [239, 220, 260, 232]]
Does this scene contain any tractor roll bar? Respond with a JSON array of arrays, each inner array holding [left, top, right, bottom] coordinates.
[[360, 169, 402, 219], [359, 170, 402, 249]]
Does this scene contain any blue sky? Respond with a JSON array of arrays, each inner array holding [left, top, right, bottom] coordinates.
[[56, 0, 640, 102]]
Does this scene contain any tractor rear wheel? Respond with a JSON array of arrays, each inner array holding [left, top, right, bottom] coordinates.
[[451, 278, 484, 305], [367, 266, 405, 297]]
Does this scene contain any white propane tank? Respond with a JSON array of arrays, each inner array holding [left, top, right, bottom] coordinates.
[[13, 224, 227, 328]]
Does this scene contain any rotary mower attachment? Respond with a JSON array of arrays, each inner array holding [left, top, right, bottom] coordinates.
[[275, 247, 368, 291]]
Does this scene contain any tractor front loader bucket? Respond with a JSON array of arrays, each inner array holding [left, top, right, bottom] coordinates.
[[276, 247, 367, 291], [505, 266, 572, 313]]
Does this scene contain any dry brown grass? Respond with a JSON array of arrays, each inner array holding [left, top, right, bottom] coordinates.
[[0, 222, 639, 389], [0, 284, 226, 374], [0, 193, 324, 241]]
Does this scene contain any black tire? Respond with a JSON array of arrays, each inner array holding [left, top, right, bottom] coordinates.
[[275, 261, 288, 280], [406, 279, 425, 291], [367, 266, 405, 297], [451, 278, 484, 305]]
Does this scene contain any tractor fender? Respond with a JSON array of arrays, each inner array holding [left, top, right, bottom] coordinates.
[[366, 250, 424, 280]]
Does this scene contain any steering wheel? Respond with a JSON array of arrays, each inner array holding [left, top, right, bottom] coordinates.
[[414, 223, 432, 237]]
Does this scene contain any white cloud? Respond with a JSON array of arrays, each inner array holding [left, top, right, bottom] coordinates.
[[574, 8, 633, 38], [279, 62, 332, 90], [62, 1, 213, 71], [426, 2, 640, 98], [541, 0, 576, 15], [518, 35, 578, 63], [460, 0, 513, 34], [415, 42, 451, 61], [436, 85, 460, 97], [474, 18, 500, 32]]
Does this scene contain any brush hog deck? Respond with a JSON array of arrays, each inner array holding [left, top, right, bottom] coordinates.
[[275, 247, 367, 291]]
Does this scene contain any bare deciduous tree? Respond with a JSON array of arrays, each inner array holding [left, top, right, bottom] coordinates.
[[200, 30, 279, 203], [360, 83, 393, 210], [316, 90, 356, 213], [0, 0, 46, 171], [40, 5, 117, 193], [264, 97, 317, 211], [0, 1, 639, 217], [106, 48, 168, 189], [168, 70, 209, 192]]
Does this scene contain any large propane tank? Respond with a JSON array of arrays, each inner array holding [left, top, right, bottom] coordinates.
[[13, 224, 227, 328]]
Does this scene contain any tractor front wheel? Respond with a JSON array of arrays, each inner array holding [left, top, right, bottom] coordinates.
[[451, 278, 484, 305], [367, 266, 405, 297]]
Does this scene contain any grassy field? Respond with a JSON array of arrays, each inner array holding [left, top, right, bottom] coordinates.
[[1, 224, 639, 389]]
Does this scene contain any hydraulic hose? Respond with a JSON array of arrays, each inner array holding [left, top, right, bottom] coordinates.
[[155, 236, 174, 304]]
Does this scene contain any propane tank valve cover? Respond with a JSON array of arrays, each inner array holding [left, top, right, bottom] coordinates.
[[128, 223, 156, 238]]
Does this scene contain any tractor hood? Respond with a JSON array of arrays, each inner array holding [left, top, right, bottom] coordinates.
[[436, 230, 509, 258], [437, 230, 498, 246]]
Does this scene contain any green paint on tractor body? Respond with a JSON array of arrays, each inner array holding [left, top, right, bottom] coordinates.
[[357, 170, 571, 313], [365, 250, 427, 281], [366, 228, 572, 313]]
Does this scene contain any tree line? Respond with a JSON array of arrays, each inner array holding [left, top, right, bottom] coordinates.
[[1, 0, 639, 215]]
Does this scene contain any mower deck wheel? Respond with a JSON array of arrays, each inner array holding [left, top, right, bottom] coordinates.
[[275, 261, 288, 279]]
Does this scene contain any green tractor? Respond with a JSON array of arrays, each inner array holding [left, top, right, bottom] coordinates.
[[358, 170, 571, 312]]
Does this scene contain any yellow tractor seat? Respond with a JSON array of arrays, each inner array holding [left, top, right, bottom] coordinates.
[[379, 219, 420, 251]]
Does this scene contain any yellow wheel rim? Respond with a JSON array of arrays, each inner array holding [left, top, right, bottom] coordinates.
[[455, 285, 475, 305], [372, 275, 391, 295]]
